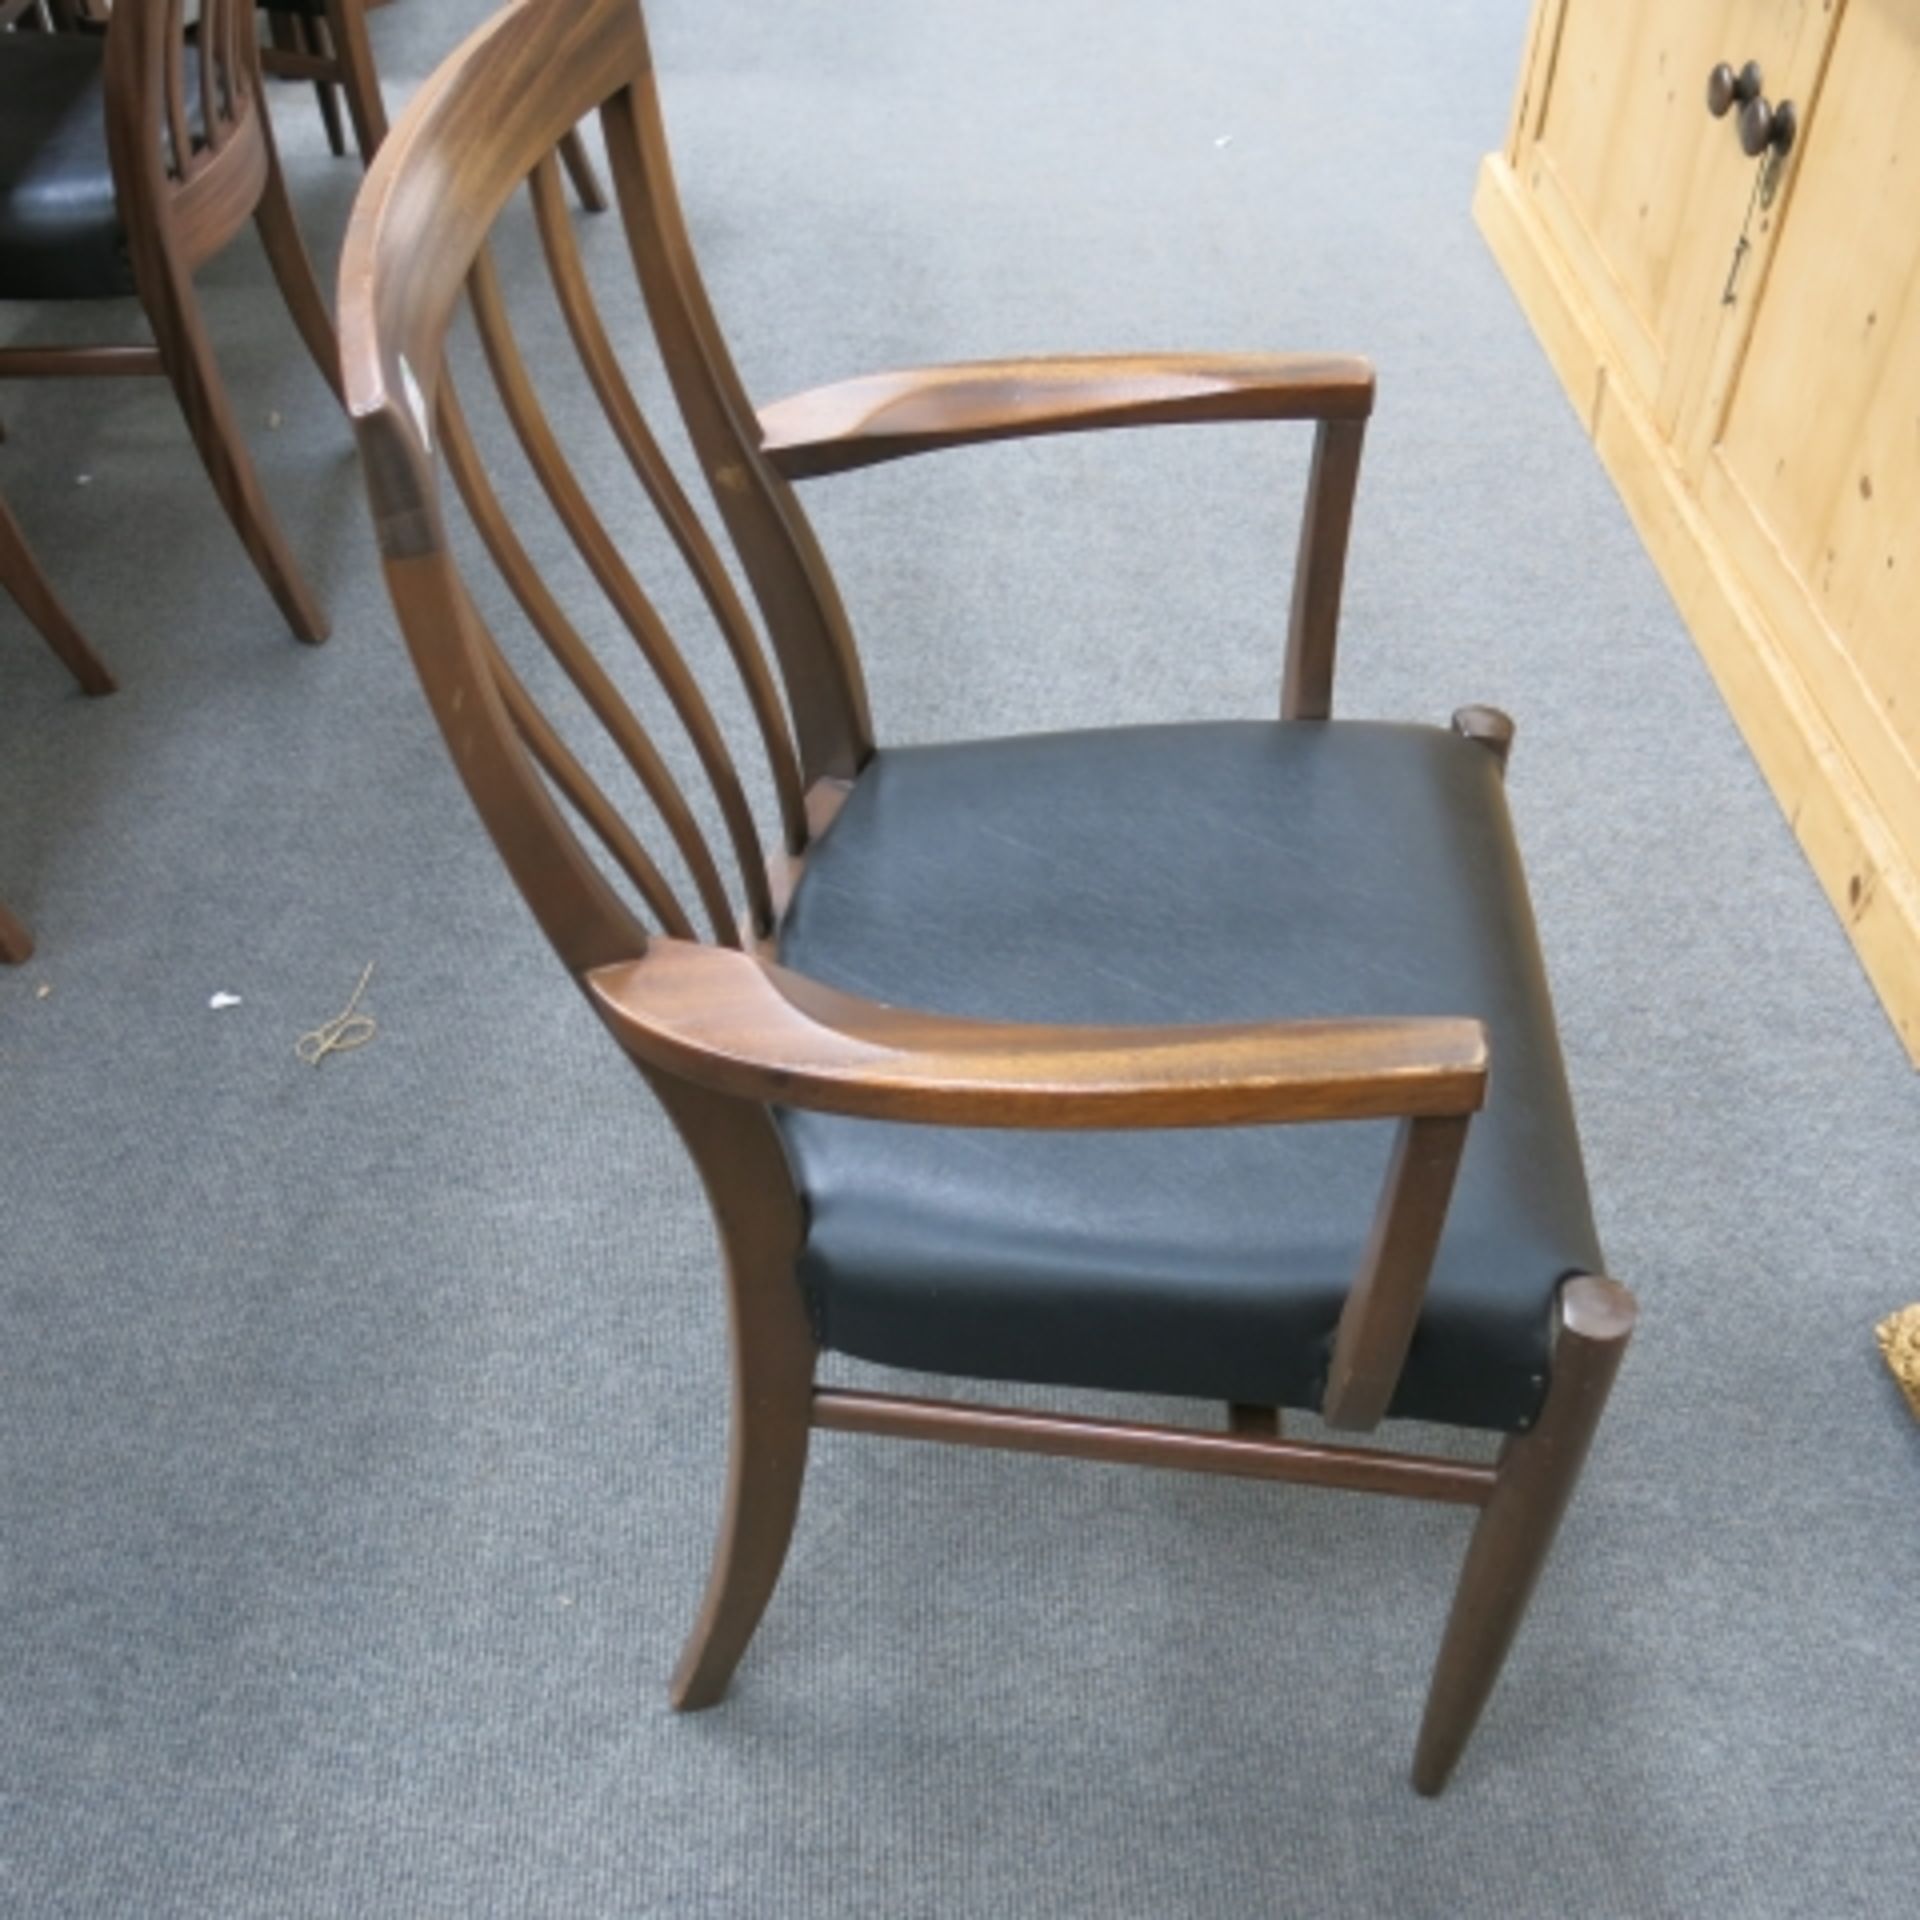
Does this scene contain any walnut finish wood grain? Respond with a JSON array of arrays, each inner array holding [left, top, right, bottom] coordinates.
[[587, 938, 1488, 1129], [814, 1391, 1496, 1508], [1282, 417, 1365, 721], [644, 1068, 817, 1712], [757, 352, 1374, 480], [431, 378, 732, 943], [600, 81, 873, 785], [1321, 1113, 1471, 1430], [339, 0, 640, 446], [463, 243, 776, 935], [526, 152, 806, 856]]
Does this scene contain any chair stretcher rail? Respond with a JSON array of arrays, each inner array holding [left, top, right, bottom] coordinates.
[[811, 1389, 1498, 1507]]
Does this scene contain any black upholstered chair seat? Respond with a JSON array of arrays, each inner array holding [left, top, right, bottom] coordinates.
[[0, 33, 139, 301], [776, 720, 1602, 1432]]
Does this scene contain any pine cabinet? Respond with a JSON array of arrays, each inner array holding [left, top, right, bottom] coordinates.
[[1479, 0, 1920, 1062]]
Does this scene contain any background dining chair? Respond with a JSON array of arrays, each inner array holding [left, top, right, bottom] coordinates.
[[0, 0, 341, 641], [339, 0, 1638, 1795], [259, 0, 387, 162], [258, 0, 606, 206]]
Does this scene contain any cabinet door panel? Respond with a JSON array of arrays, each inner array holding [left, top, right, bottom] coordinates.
[[1709, 0, 1920, 873], [1527, 0, 1768, 422]]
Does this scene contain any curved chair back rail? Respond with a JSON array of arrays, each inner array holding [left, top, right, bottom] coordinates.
[[342, 0, 865, 946], [255, 0, 607, 206], [338, 0, 1634, 1796]]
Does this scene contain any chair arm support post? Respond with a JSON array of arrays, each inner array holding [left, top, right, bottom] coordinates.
[[1281, 416, 1366, 722], [585, 938, 1486, 1132], [1320, 1111, 1473, 1431]]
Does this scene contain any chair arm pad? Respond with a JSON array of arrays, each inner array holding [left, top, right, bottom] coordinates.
[[585, 938, 1484, 1129], [756, 352, 1375, 479]]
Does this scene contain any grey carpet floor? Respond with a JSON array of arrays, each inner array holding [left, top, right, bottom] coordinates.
[[4, 2, 1919, 1915]]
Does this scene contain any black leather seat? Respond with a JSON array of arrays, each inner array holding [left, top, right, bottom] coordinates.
[[0, 33, 134, 302], [776, 720, 1603, 1433]]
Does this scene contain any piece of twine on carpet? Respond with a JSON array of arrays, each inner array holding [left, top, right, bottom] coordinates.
[[296, 962, 377, 1067], [1876, 1304, 1920, 1422]]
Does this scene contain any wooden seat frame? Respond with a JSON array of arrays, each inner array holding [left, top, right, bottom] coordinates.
[[0, 0, 340, 640], [339, 0, 1636, 1795]]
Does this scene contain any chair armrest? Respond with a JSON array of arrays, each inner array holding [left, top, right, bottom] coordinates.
[[594, 937, 1483, 1432], [757, 351, 1369, 722], [584, 937, 1484, 1129], [756, 352, 1375, 480]]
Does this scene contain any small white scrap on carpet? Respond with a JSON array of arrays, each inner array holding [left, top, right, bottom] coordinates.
[[208, 991, 243, 1011]]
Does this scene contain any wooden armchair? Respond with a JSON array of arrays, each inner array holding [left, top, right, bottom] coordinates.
[[339, 0, 1637, 1794], [0, 0, 339, 640]]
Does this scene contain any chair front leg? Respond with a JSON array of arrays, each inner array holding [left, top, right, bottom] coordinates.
[[643, 1069, 819, 1711], [1412, 1273, 1636, 1794]]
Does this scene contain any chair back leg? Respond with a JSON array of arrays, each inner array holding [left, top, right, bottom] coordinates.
[[0, 494, 117, 694], [305, 20, 348, 156], [1412, 1273, 1636, 1793], [0, 898, 34, 964], [263, 9, 345, 155], [138, 251, 330, 643], [321, 0, 389, 162]]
